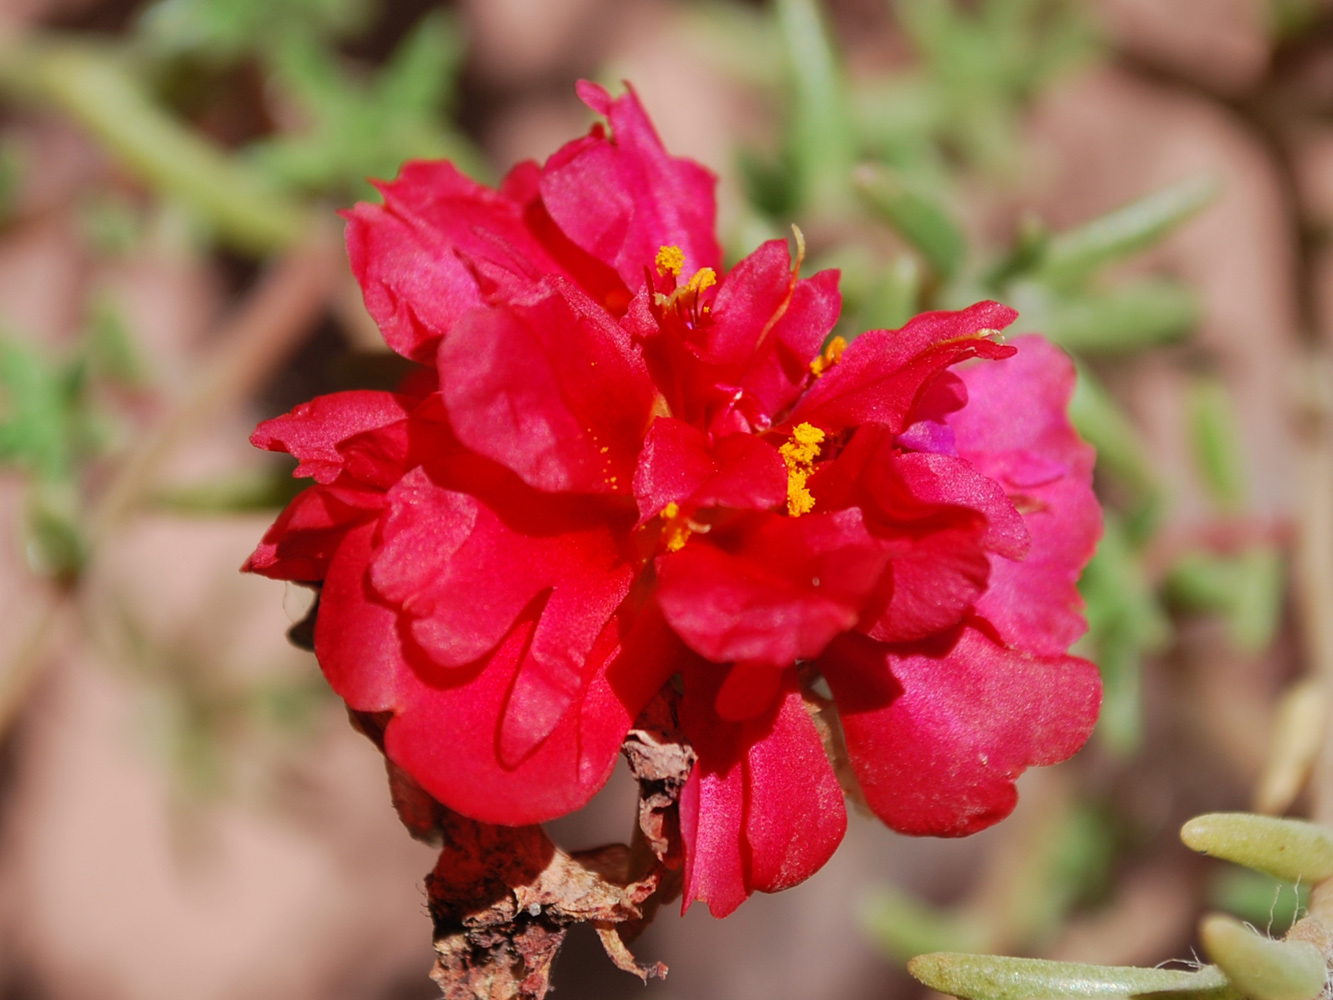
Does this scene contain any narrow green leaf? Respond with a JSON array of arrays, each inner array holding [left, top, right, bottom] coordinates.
[[1041, 281, 1199, 353], [776, 0, 855, 212], [1037, 175, 1219, 287], [1199, 914, 1325, 1000], [0, 37, 309, 254], [1181, 813, 1333, 883], [1188, 378, 1247, 510], [907, 953, 1234, 1000], [1069, 365, 1158, 499], [854, 164, 966, 278]]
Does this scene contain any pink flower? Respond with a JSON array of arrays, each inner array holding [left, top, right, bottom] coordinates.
[[246, 82, 1102, 918]]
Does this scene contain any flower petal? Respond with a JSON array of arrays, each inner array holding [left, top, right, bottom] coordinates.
[[679, 665, 846, 917], [952, 336, 1101, 655], [318, 521, 675, 825], [791, 301, 1018, 433], [439, 277, 657, 495], [820, 624, 1101, 836], [251, 391, 416, 483], [243, 482, 382, 581], [345, 161, 573, 362], [368, 467, 635, 763], [540, 82, 721, 291], [656, 509, 886, 667]]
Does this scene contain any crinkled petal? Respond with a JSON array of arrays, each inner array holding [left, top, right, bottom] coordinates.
[[952, 336, 1101, 655], [791, 301, 1018, 433], [345, 161, 576, 362], [318, 521, 676, 824], [656, 509, 886, 667], [243, 481, 383, 581], [539, 82, 720, 290], [812, 431, 1027, 642], [738, 268, 841, 423], [368, 467, 635, 763], [251, 391, 416, 483], [679, 665, 845, 917], [632, 419, 787, 524], [819, 624, 1101, 836], [439, 277, 657, 495], [632, 417, 715, 522]]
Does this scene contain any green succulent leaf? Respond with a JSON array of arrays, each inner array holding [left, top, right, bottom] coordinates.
[[908, 953, 1235, 1000], [1036, 175, 1219, 288], [1181, 814, 1333, 883]]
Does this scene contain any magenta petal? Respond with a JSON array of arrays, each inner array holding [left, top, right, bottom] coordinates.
[[679, 665, 845, 916], [314, 520, 405, 711], [440, 278, 657, 495], [679, 746, 748, 918], [345, 161, 574, 362], [540, 82, 721, 290], [702, 240, 795, 366], [738, 268, 842, 421], [820, 625, 1101, 836], [792, 301, 1018, 433], [656, 509, 886, 667], [632, 417, 715, 522], [952, 336, 1101, 655], [690, 433, 787, 511], [243, 482, 382, 581], [369, 468, 634, 761], [744, 684, 846, 893], [251, 391, 415, 483]]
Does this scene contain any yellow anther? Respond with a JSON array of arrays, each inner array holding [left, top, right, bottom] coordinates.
[[656, 245, 684, 276], [809, 335, 847, 377], [685, 267, 717, 294], [660, 502, 692, 552], [779, 423, 825, 517]]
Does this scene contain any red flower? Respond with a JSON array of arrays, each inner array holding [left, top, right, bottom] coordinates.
[[246, 82, 1102, 918]]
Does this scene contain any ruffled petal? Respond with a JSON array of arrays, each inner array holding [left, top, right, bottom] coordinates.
[[539, 82, 721, 291], [344, 161, 578, 362], [655, 509, 886, 668], [439, 277, 658, 495], [951, 336, 1101, 655], [318, 520, 677, 825], [632, 419, 786, 524], [812, 430, 1027, 642], [243, 482, 383, 581], [368, 467, 635, 763], [791, 301, 1018, 433], [679, 665, 846, 917], [820, 624, 1101, 836], [251, 391, 416, 483], [632, 417, 715, 522]]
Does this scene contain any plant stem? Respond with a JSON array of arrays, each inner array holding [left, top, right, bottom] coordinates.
[[0, 31, 311, 255]]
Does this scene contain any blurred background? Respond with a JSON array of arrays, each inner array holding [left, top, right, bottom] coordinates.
[[0, 0, 1330, 997]]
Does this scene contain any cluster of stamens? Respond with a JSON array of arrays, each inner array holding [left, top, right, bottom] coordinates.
[[654, 244, 716, 325], [779, 423, 825, 517]]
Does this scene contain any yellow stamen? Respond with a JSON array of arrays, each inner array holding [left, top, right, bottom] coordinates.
[[685, 267, 717, 294], [779, 422, 825, 517], [656, 245, 684, 277], [809, 335, 847, 377], [660, 501, 692, 552]]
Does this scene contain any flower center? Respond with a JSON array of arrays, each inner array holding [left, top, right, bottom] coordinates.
[[659, 500, 709, 552], [779, 422, 825, 517], [654, 244, 716, 324], [809, 336, 847, 377]]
